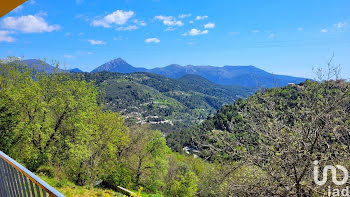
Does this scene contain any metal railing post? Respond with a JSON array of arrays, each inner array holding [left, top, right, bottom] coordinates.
[[0, 151, 65, 197]]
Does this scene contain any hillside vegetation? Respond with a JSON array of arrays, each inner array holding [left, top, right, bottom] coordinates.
[[81, 71, 254, 132], [0, 58, 239, 197], [168, 76, 350, 196], [2, 58, 348, 197]]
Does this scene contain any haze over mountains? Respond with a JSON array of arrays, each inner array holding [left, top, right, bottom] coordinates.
[[18, 58, 307, 88], [17, 59, 63, 73], [91, 58, 307, 88], [17, 59, 83, 74]]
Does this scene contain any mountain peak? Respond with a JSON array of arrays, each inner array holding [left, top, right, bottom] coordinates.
[[111, 58, 127, 64], [91, 58, 147, 73], [69, 68, 83, 73], [91, 59, 307, 87]]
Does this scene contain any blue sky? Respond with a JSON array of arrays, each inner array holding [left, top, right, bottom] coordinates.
[[0, 0, 349, 78]]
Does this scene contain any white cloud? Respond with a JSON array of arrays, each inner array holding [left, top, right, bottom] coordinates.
[[75, 14, 90, 22], [28, 0, 36, 5], [76, 0, 83, 5], [133, 19, 147, 26], [114, 36, 129, 41], [36, 11, 48, 17], [204, 22, 215, 29], [164, 27, 175, 32], [65, 32, 71, 36], [183, 28, 208, 36], [0, 31, 15, 42], [145, 38, 160, 43], [116, 25, 138, 31], [87, 52, 93, 55], [64, 55, 74, 58], [195, 15, 208, 20], [335, 22, 346, 29], [88, 39, 106, 45], [12, 5, 23, 13], [297, 27, 303, 31], [154, 15, 183, 26], [113, 36, 122, 41], [1, 15, 60, 33], [179, 14, 191, 19], [252, 30, 260, 33], [268, 33, 275, 39], [321, 29, 328, 33], [190, 29, 208, 36], [92, 10, 134, 28]]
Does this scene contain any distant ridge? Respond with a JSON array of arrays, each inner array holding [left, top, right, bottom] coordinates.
[[17, 59, 62, 73], [69, 68, 84, 73], [14, 58, 308, 88], [92, 58, 308, 88], [12, 59, 84, 74]]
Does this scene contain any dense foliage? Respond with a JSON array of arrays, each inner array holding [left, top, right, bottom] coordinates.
[[3, 57, 349, 197], [79, 71, 254, 133], [0, 60, 128, 185], [0, 59, 225, 197], [169, 78, 350, 196]]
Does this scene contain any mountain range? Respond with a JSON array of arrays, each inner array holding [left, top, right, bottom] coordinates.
[[8, 58, 308, 132], [91, 58, 307, 88], [17, 58, 307, 88], [16, 59, 83, 74]]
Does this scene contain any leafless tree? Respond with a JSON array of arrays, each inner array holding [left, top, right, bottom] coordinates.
[[195, 58, 350, 196]]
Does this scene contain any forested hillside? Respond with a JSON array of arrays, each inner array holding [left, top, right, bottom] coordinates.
[[2, 58, 349, 197], [0, 59, 250, 197], [168, 75, 350, 196], [81, 71, 254, 132]]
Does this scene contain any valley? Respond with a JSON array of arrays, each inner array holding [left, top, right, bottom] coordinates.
[[82, 71, 254, 132], [18, 58, 307, 133], [1, 57, 348, 197], [1, 1, 348, 196]]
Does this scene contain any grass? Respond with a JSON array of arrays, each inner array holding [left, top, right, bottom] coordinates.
[[138, 192, 164, 197], [40, 176, 120, 197], [40, 175, 164, 197]]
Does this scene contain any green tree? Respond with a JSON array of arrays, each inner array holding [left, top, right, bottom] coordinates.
[[168, 164, 198, 197], [122, 129, 169, 193], [0, 91, 19, 153], [0, 59, 130, 187]]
